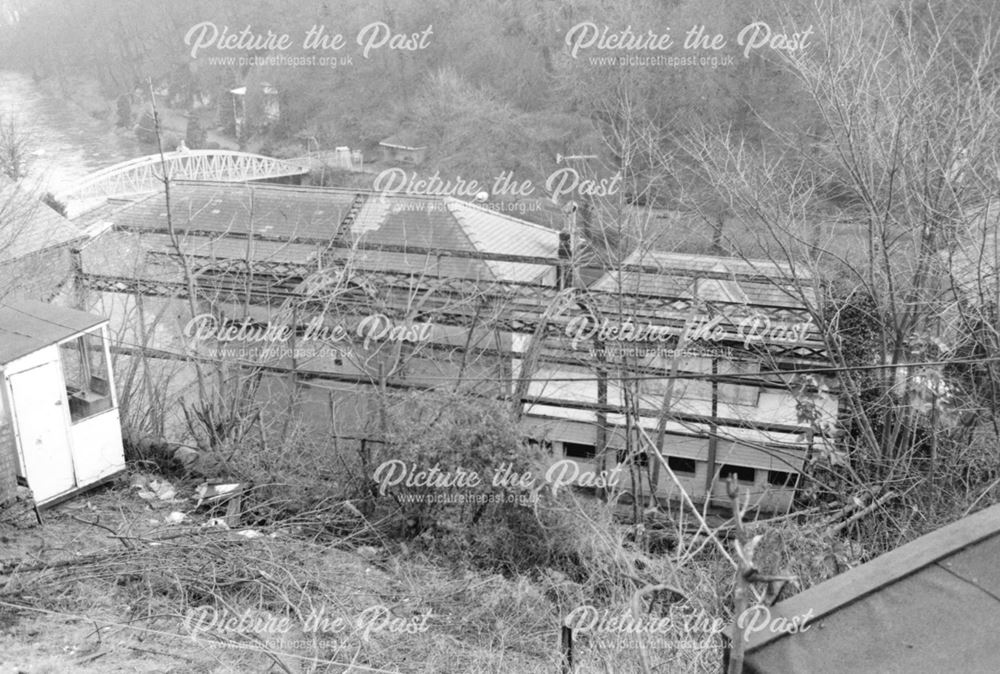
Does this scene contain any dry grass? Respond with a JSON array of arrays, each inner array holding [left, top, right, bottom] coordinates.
[[0, 477, 752, 673], [0, 482, 585, 672]]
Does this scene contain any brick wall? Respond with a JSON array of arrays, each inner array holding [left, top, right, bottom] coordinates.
[[0, 421, 17, 506]]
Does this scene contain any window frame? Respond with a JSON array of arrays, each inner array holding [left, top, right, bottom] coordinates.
[[719, 463, 756, 485], [58, 327, 115, 423], [766, 470, 796, 488], [563, 441, 597, 460], [667, 455, 698, 475]]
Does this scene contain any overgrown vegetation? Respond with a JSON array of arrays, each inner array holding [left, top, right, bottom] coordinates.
[[5, 1, 1000, 672]]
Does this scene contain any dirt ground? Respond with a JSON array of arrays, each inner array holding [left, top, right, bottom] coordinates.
[[0, 478, 558, 674], [0, 479, 387, 674], [1, 481, 283, 673]]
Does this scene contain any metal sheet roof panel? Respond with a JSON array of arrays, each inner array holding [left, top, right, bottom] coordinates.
[[592, 250, 813, 308], [446, 199, 559, 283], [0, 300, 106, 365]]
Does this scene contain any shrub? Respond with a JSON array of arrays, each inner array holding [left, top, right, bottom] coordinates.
[[361, 392, 549, 550], [185, 115, 207, 150]]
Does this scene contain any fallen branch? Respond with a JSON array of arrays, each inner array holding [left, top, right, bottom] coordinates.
[[828, 491, 897, 535], [0, 550, 126, 577], [0, 527, 252, 579], [71, 515, 137, 550]]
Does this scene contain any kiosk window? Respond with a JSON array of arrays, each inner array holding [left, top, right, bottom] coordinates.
[[60, 331, 113, 421]]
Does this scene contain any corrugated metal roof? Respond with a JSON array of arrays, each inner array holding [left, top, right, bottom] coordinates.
[[0, 300, 106, 365], [83, 182, 562, 284], [737, 501, 1000, 673], [592, 250, 811, 308], [116, 182, 355, 241], [447, 199, 558, 283], [151, 233, 319, 264], [0, 179, 82, 261], [353, 195, 479, 252], [350, 197, 389, 236]]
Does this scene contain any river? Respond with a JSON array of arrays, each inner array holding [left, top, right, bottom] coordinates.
[[0, 70, 145, 194]]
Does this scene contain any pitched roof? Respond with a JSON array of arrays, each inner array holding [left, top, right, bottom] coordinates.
[[0, 178, 82, 262], [0, 299, 106, 365], [78, 182, 560, 284], [591, 250, 812, 308], [104, 182, 358, 241], [736, 501, 1000, 673], [447, 199, 558, 282]]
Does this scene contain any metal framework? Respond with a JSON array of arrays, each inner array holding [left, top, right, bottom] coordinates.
[[192, 256, 827, 359], [138, 250, 821, 322], [56, 151, 310, 202], [81, 267, 830, 363]]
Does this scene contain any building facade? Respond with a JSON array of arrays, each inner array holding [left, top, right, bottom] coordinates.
[[71, 178, 838, 511]]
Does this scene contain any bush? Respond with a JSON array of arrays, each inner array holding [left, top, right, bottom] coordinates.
[[122, 431, 184, 476], [185, 115, 207, 149], [361, 392, 549, 549]]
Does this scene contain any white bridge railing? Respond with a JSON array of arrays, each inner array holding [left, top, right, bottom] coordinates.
[[57, 150, 310, 203]]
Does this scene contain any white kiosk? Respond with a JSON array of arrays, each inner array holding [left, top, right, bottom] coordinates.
[[0, 300, 125, 506]]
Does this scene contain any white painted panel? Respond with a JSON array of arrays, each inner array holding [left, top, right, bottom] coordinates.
[[714, 440, 807, 471], [7, 362, 76, 503], [660, 434, 709, 460], [4, 346, 61, 376], [614, 461, 704, 501], [522, 404, 596, 424], [68, 408, 125, 485], [523, 416, 596, 445]]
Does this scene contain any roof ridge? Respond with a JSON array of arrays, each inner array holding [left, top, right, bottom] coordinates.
[[133, 181, 562, 234], [444, 196, 557, 234], [443, 199, 492, 259]]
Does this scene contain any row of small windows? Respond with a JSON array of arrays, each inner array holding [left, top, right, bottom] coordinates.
[[546, 441, 795, 487]]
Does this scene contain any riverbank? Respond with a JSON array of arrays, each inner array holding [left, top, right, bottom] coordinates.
[[29, 71, 242, 157], [0, 71, 143, 192]]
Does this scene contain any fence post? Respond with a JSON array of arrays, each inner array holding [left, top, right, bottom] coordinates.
[[561, 624, 573, 673]]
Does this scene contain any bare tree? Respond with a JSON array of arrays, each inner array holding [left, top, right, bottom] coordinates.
[[670, 0, 1000, 538], [0, 113, 31, 181]]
